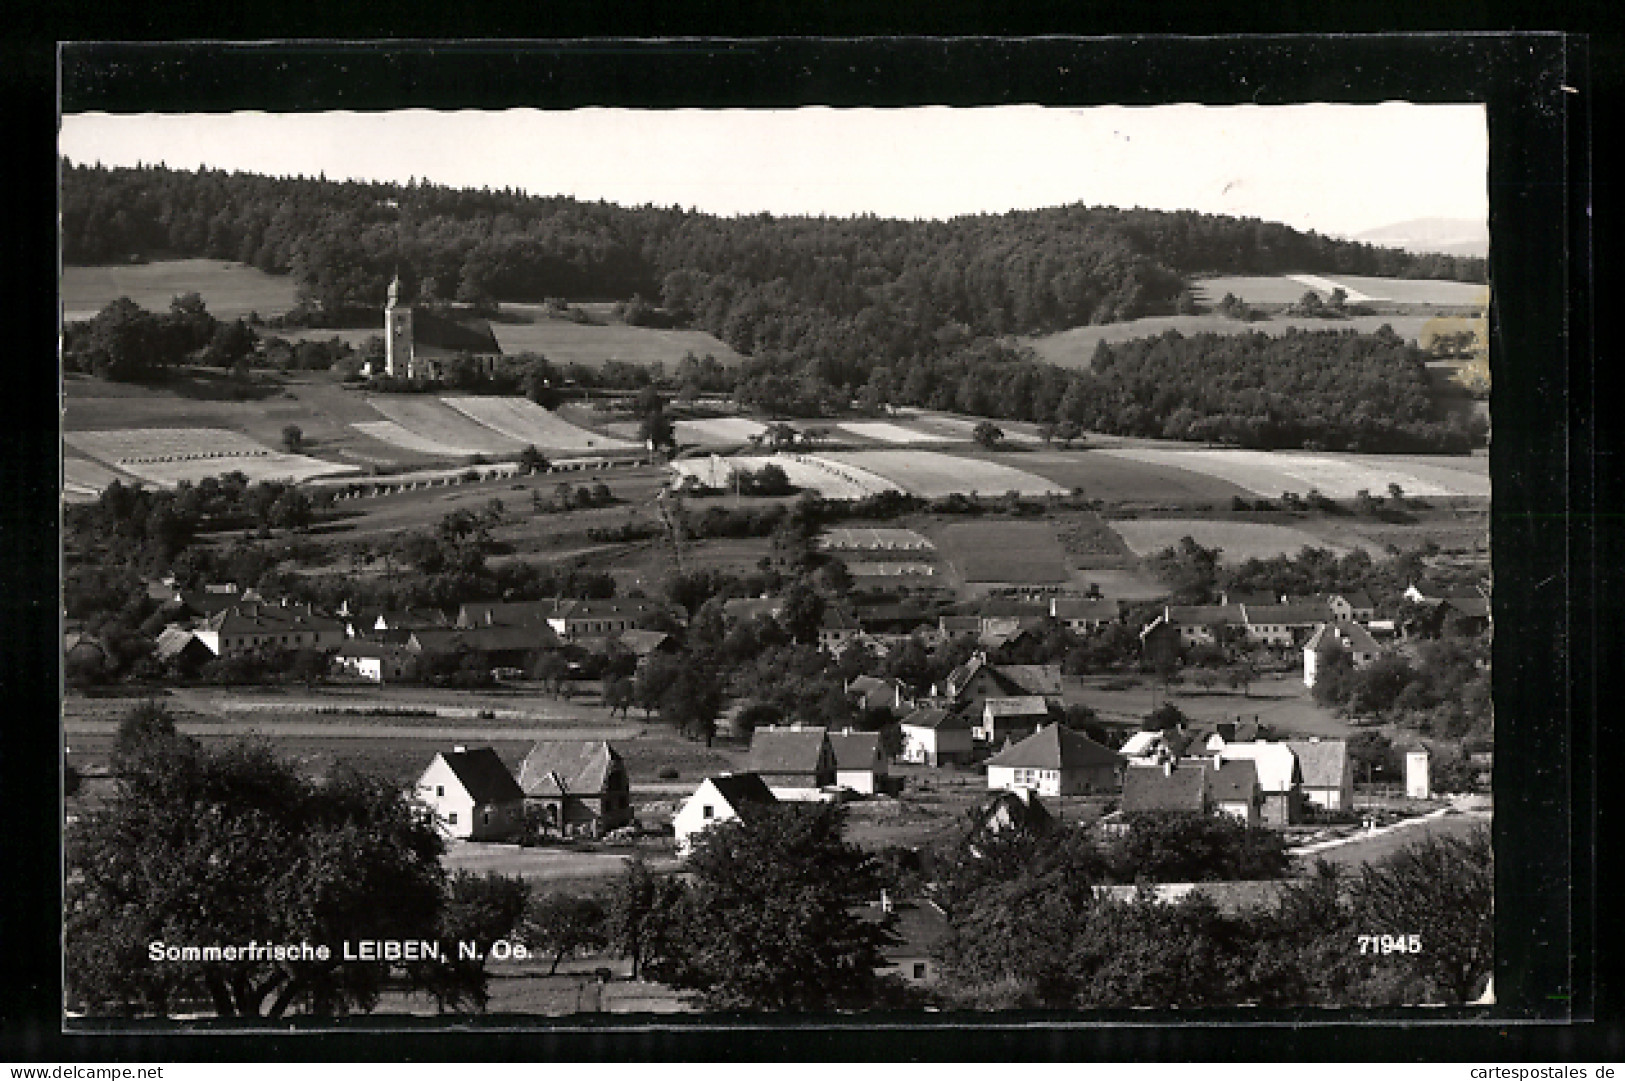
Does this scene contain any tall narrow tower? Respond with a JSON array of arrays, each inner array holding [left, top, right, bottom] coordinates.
[[384, 274, 414, 378]]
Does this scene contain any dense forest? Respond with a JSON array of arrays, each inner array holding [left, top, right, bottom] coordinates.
[[62, 161, 1488, 451]]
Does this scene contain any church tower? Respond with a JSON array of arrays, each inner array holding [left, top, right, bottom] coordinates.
[[384, 274, 414, 378]]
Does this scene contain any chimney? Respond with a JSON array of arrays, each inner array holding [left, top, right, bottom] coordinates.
[[453, 744, 467, 754], [880, 888, 893, 913], [1163, 759, 1174, 776]]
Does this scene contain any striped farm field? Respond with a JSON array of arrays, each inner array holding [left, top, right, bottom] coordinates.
[[351, 420, 490, 457], [64, 428, 358, 487], [1107, 518, 1374, 563], [669, 455, 900, 500], [900, 414, 1042, 444], [816, 450, 1066, 499], [365, 397, 526, 455], [442, 396, 635, 452], [835, 421, 945, 444], [64, 456, 137, 491], [1094, 447, 1490, 499], [674, 417, 769, 444], [975, 448, 1252, 504]]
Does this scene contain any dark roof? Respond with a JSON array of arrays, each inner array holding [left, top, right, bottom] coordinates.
[[978, 597, 1048, 619], [517, 740, 621, 797], [938, 615, 983, 634], [412, 307, 502, 354], [1051, 597, 1119, 620], [975, 789, 1056, 834], [994, 664, 1063, 697], [883, 900, 951, 957], [1284, 739, 1350, 790], [1222, 590, 1280, 607], [438, 748, 524, 805], [1206, 758, 1258, 803], [986, 723, 1123, 770], [828, 731, 882, 771], [1242, 603, 1334, 625], [1335, 591, 1375, 608], [613, 629, 672, 655], [411, 626, 557, 654], [1165, 605, 1244, 626], [705, 773, 778, 815], [745, 728, 830, 774], [1305, 621, 1381, 654], [900, 707, 972, 732], [1441, 595, 1491, 619], [205, 603, 343, 634], [982, 696, 1051, 718], [457, 601, 558, 628], [554, 598, 664, 620], [1122, 762, 1208, 813], [154, 626, 206, 660]]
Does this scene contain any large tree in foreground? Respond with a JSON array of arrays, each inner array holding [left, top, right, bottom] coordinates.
[[66, 724, 519, 1017], [645, 803, 900, 1010]]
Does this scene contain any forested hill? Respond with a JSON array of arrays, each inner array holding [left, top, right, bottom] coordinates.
[[62, 161, 1484, 325]]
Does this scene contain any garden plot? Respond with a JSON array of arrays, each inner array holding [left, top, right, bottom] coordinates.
[[675, 417, 768, 444], [365, 396, 526, 455], [1094, 447, 1489, 499], [1108, 519, 1371, 563], [669, 455, 901, 500], [63, 428, 357, 487], [351, 420, 489, 457], [819, 527, 934, 551], [816, 450, 1066, 499], [835, 421, 944, 444], [442, 396, 634, 452]]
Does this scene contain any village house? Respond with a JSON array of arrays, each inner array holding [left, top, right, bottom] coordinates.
[[1285, 738, 1355, 811], [1120, 756, 1262, 826], [940, 652, 1063, 711], [857, 893, 951, 986], [828, 729, 889, 795], [516, 740, 632, 838], [408, 625, 553, 671], [936, 614, 984, 640], [1158, 604, 1246, 647], [1322, 591, 1377, 623], [154, 626, 213, 671], [816, 605, 863, 653], [846, 674, 913, 718], [345, 606, 450, 638], [745, 725, 836, 798], [985, 722, 1124, 797], [1050, 596, 1120, 634], [897, 706, 975, 767], [415, 746, 526, 842], [1212, 741, 1301, 825], [974, 696, 1052, 745], [1303, 621, 1383, 687], [972, 787, 1055, 836], [546, 598, 668, 641], [193, 602, 347, 656], [673, 773, 778, 855], [1239, 601, 1334, 647], [332, 638, 420, 683]]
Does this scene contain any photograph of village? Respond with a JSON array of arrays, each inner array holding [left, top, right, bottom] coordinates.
[[60, 97, 1495, 1021]]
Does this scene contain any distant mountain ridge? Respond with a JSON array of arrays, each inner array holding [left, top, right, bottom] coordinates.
[[1351, 218, 1488, 259]]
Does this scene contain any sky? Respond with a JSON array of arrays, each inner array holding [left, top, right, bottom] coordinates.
[[58, 103, 1487, 239]]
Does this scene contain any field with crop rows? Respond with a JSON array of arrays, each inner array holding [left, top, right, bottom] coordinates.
[[669, 454, 901, 500], [897, 414, 1042, 444], [817, 450, 1066, 499], [937, 521, 1071, 583], [1107, 518, 1373, 562], [442, 396, 634, 452], [1094, 447, 1490, 499], [61, 259, 300, 321], [350, 420, 489, 457], [674, 417, 768, 444], [979, 448, 1251, 504], [64, 427, 358, 487], [365, 396, 526, 455]]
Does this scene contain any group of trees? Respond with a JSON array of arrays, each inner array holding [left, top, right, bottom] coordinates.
[[1312, 636, 1492, 739], [931, 816, 1492, 1009], [63, 294, 257, 381]]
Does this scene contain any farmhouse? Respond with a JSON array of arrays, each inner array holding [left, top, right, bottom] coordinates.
[[859, 894, 951, 986], [344, 606, 450, 638], [456, 600, 558, 629], [1206, 758, 1263, 827], [745, 726, 836, 797], [332, 639, 420, 683], [1285, 738, 1355, 810], [975, 696, 1052, 745], [985, 723, 1123, 797], [942, 652, 1063, 710], [847, 674, 913, 718], [1050, 596, 1120, 633], [408, 626, 552, 670], [194, 603, 347, 656], [673, 773, 778, 855], [816, 605, 863, 653], [1120, 757, 1261, 825], [545, 598, 667, 641], [1239, 602, 1334, 647], [972, 788, 1055, 836], [898, 706, 975, 767], [828, 730, 888, 795], [1160, 604, 1246, 646], [1303, 622, 1383, 687], [415, 746, 525, 842], [153, 626, 213, 671], [515, 740, 632, 838], [1212, 742, 1301, 825]]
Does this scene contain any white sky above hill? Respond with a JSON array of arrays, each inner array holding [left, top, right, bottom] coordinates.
[[59, 103, 1486, 239]]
